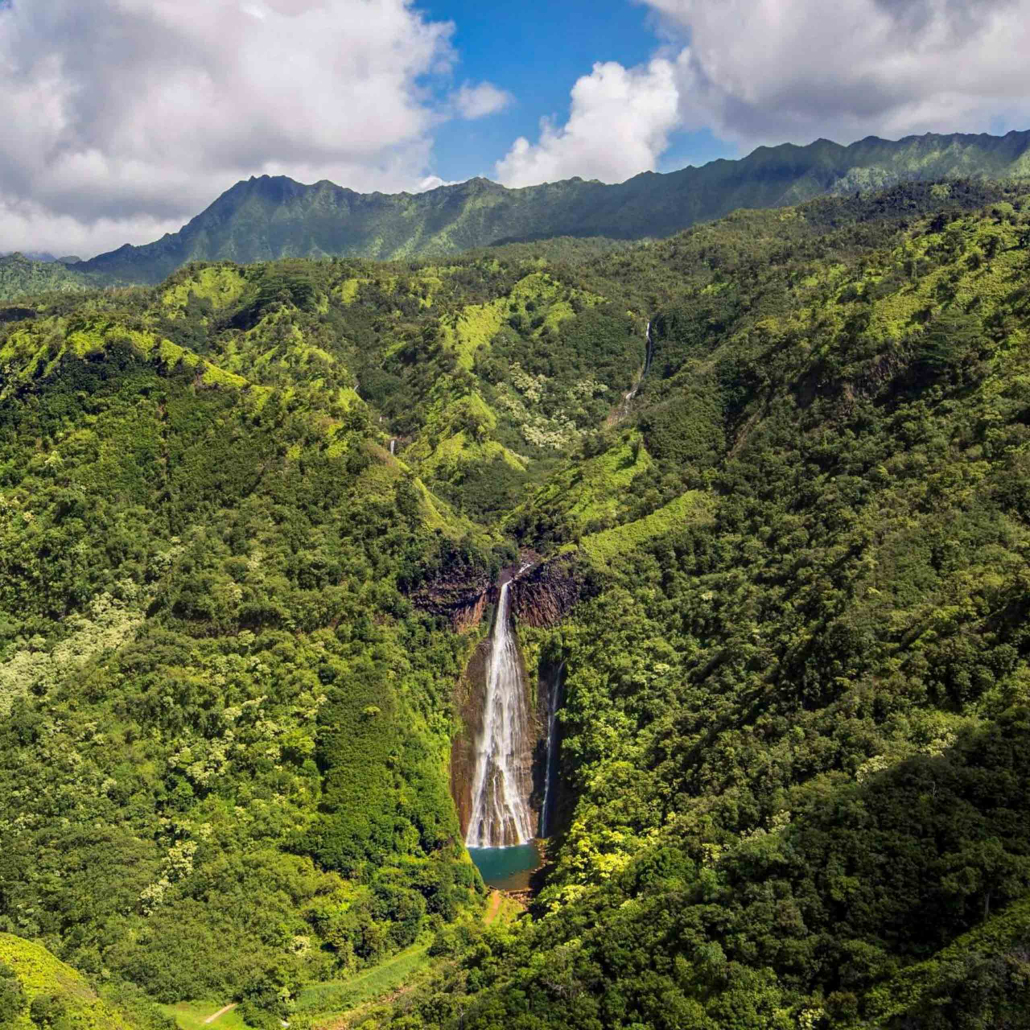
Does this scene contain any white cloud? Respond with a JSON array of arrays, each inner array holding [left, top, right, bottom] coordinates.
[[643, 0, 1030, 146], [418, 175, 461, 191], [453, 81, 512, 119], [496, 59, 680, 187], [494, 0, 1030, 190], [0, 0, 460, 255]]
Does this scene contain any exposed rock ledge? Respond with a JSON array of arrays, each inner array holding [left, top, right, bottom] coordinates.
[[510, 555, 582, 628], [410, 577, 492, 632]]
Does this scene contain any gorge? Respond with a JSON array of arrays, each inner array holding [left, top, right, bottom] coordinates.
[[5, 179, 1030, 1028]]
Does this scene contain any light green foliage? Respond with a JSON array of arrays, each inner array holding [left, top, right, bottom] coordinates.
[[0, 591, 142, 714], [508, 432, 653, 537], [162, 266, 248, 313], [578, 489, 715, 567], [0, 934, 152, 1030]]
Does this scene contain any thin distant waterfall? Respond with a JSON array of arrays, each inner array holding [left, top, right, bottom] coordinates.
[[465, 578, 534, 847], [540, 661, 565, 837], [625, 319, 654, 403]]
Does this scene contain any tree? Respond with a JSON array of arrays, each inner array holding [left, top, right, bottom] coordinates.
[[0, 963, 26, 1027]]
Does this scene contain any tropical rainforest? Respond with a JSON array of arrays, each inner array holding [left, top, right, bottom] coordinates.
[[2, 176, 1030, 1030]]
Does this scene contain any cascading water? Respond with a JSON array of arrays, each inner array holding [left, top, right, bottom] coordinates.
[[465, 576, 534, 848], [624, 319, 654, 403], [539, 661, 565, 837]]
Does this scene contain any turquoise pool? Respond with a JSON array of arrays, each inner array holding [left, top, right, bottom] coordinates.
[[468, 842, 542, 890]]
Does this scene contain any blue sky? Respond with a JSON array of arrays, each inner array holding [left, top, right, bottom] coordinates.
[[420, 0, 737, 181]]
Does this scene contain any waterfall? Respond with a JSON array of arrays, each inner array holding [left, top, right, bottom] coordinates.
[[389, 438, 396, 456], [465, 578, 534, 847], [625, 319, 654, 403], [540, 661, 565, 837]]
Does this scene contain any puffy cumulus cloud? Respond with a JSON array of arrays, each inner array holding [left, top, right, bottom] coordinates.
[[418, 175, 461, 190], [453, 81, 513, 120], [643, 0, 1030, 145], [496, 59, 679, 187], [0, 0, 509, 256]]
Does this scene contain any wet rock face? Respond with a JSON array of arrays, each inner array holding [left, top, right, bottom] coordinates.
[[510, 556, 581, 628], [409, 576, 492, 632], [451, 640, 489, 835]]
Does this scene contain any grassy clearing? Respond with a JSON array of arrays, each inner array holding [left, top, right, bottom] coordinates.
[[297, 943, 432, 1020], [159, 1001, 254, 1030], [580, 490, 716, 567]]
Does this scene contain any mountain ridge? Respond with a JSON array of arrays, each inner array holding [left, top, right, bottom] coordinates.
[[74, 128, 1030, 284]]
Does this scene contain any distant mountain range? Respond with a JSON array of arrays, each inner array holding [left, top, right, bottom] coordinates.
[[3, 129, 1029, 300]]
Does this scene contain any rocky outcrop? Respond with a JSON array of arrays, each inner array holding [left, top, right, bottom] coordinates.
[[410, 576, 492, 633], [510, 555, 582, 628], [450, 639, 490, 835]]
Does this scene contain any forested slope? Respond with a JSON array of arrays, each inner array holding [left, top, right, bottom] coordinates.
[[392, 183, 1030, 1027], [2, 180, 1030, 1028], [0, 253, 100, 303]]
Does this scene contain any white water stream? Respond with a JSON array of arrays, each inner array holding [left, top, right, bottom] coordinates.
[[465, 576, 534, 847]]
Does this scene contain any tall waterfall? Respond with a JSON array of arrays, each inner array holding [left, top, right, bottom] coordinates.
[[465, 578, 534, 847]]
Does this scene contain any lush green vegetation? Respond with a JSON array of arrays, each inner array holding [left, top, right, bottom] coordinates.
[[0, 933, 169, 1030], [4, 177, 1030, 1030], [75, 130, 1030, 285], [0, 254, 101, 303], [391, 180, 1030, 1028]]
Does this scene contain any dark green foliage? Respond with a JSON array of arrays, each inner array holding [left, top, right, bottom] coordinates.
[[5, 179, 1030, 1029], [28, 994, 66, 1028], [0, 963, 26, 1027]]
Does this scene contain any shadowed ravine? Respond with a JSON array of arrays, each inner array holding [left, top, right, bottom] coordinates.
[[465, 575, 535, 847]]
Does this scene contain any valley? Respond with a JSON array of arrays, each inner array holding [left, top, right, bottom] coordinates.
[[2, 177, 1030, 1029]]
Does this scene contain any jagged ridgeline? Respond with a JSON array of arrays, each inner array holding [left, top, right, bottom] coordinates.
[[2, 179, 1030, 1028], [56, 128, 1030, 288]]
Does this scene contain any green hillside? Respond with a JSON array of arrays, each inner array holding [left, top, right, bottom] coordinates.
[[3, 178, 1030, 1029], [76, 130, 1030, 285], [0, 934, 166, 1030], [0, 253, 101, 303]]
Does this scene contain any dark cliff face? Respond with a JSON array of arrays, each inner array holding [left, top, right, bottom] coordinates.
[[510, 555, 583, 628], [450, 638, 489, 837], [409, 575, 493, 632]]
